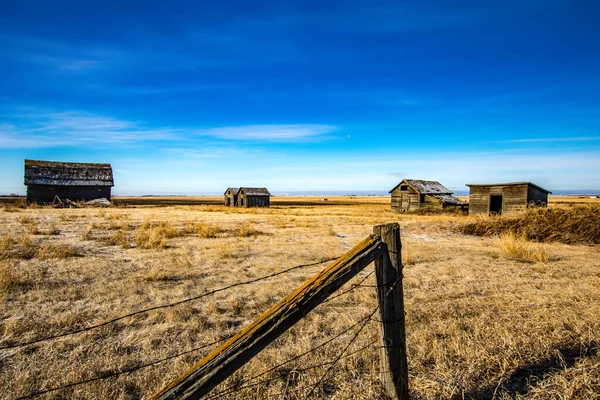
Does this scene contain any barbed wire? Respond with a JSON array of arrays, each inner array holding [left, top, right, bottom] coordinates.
[[11, 253, 392, 400], [212, 339, 379, 399], [204, 308, 378, 400], [204, 269, 390, 399], [305, 271, 403, 399], [15, 336, 230, 400], [303, 304, 379, 399], [320, 270, 375, 305], [1, 256, 340, 351]]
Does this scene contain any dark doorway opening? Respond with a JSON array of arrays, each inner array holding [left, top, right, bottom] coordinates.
[[490, 195, 503, 214]]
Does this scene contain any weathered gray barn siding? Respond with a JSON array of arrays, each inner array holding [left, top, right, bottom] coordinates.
[[224, 188, 240, 206], [390, 184, 420, 212], [237, 188, 271, 208], [389, 179, 453, 212], [26, 185, 111, 203], [466, 182, 551, 215], [25, 160, 114, 203]]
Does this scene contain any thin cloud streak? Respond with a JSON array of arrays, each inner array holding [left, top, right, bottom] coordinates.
[[0, 110, 339, 148], [198, 124, 338, 141], [497, 136, 600, 143]]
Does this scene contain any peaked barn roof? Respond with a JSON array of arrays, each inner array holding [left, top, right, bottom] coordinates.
[[224, 187, 240, 195], [239, 187, 271, 196], [389, 179, 453, 195], [466, 182, 552, 194], [24, 159, 114, 187]]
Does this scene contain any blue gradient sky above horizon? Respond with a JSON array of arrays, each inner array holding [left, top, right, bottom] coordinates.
[[1, 1, 599, 195]]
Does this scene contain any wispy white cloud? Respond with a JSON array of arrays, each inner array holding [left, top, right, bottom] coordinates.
[[0, 109, 339, 148], [197, 124, 338, 141], [0, 110, 178, 148], [496, 136, 600, 144], [1, 35, 119, 73]]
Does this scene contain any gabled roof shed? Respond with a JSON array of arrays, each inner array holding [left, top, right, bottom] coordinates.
[[390, 179, 459, 212], [237, 187, 271, 208]]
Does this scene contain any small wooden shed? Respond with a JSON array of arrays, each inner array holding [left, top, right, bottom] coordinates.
[[390, 179, 456, 212], [237, 187, 271, 208], [24, 159, 114, 203], [466, 182, 551, 215], [224, 188, 240, 206]]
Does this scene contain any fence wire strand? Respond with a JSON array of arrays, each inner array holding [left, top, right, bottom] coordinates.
[[10, 247, 397, 400], [16, 336, 230, 400], [204, 305, 378, 400], [305, 271, 402, 399], [209, 339, 379, 400], [1, 256, 340, 351]]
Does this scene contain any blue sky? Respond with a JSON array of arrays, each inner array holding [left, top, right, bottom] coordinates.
[[1, 1, 599, 195]]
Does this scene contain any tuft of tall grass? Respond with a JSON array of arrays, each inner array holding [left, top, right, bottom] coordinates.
[[134, 221, 178, 249], [81, 223, 95, 240], [497, 233, 550, 263], [215, 241, 235, 258], [36, 243, 80, 260], [0, 235, 37, 259], [0, 260, 28, 290], [104, 226, 131, 249], [142, 267, 183, 282], [1, 234, 78, 260], [234, 223, 265, 238]]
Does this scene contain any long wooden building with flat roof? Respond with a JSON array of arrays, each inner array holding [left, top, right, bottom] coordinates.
[[466, 182, 551, 215], [24, 159, 114, 203]]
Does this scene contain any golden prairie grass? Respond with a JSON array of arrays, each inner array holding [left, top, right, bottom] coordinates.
[[496, 233, 550, 263], [190, 221, 221, 238], [0, 197, 599, 399], [0, 233, 79, 260], [0, 260, 29, 290], [105, 226, 131, 249], [36, 242, 79, 260], [81, 223, 94, 240], [235, 222, 263, 238], [459, 205, 600, 244]]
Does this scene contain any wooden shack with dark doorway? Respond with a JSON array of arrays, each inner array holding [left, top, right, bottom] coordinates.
[[237, 187, 271, 208], [224, 188, 240, 206], [24, 159, 114, 203], [390, 179, 460, 212], [466, 182, 551, 215]]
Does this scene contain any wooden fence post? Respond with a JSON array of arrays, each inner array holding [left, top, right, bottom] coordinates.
[[150, 236, 384, 400], [373, 223, 409, 400]]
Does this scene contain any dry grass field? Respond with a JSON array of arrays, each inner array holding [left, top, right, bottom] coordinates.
[[1, 196, 599, 399]]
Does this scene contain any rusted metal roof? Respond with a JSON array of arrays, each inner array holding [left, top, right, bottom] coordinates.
[[465, 182, 552, 194], [224, 188, 240, 195], [24, 159, 114, 187], [389, 179, 453, 195], [240, 187, 271, 196]]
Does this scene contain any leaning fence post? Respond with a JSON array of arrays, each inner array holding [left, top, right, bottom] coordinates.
[[373, 223, 409, 400]]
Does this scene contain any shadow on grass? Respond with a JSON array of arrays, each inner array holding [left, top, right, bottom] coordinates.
[[451, 341, 597, 400]]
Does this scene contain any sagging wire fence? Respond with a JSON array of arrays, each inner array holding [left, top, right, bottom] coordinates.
[[6, 223, 408, 400], [1, 257, 342, 351]]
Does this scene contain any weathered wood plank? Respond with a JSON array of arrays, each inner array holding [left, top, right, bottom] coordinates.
[[373, 223, 409, 400], [150, 235, 384, 400]]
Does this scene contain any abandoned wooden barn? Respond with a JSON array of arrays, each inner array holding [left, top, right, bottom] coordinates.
[[390, 179, 462, 212], [224, 188, 240, 206], [466, 182, 551, 215], [24, 159, 114, 203], [237, 187, 271, 208]]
